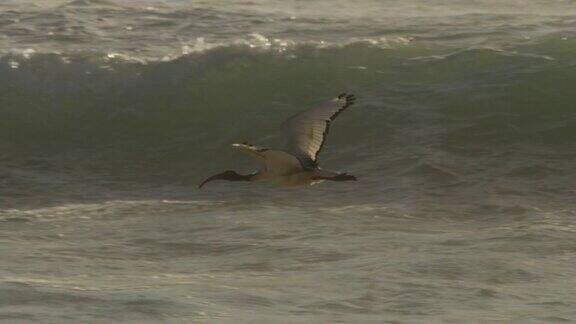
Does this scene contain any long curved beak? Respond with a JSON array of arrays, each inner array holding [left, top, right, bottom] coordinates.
[[198, 171, 229, 189], [198, 170, 254, 189]]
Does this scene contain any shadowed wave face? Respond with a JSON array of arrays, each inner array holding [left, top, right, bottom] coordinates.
[[1, 1, 575, 196], [1, 38, 576, 193]]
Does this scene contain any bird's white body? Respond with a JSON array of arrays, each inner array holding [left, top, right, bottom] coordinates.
[[199, 93, 357, 189], [232, 144, 338, 186]]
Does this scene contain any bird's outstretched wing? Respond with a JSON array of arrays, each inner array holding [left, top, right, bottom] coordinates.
[[281, 93, 356, 168]]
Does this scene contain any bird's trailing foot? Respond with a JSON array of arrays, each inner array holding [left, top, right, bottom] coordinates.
[[332, 173, 357, 181], [313, 173, 357, 182]]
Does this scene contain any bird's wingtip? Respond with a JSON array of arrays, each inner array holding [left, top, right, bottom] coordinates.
[[336, 93, 356, 107]]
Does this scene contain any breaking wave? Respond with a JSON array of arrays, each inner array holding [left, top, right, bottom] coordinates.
[[1, 35, 575, 189]]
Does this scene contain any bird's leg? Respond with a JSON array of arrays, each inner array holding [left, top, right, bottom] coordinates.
[[198, 170, 255, 189], [314, 173, 357, 181]]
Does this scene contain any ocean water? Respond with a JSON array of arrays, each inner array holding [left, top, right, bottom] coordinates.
[[1, 0, 576, 323]]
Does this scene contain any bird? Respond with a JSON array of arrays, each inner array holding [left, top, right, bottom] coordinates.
[[199, 93, 358, 189]]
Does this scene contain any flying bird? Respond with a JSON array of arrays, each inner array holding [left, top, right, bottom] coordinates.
[[199, 93, 357, 188]]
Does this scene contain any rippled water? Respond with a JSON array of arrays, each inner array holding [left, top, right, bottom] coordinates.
[[1, 0, 576, 323]]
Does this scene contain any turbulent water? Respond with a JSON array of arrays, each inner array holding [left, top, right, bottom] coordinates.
[[1, 0, 576, 323]]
